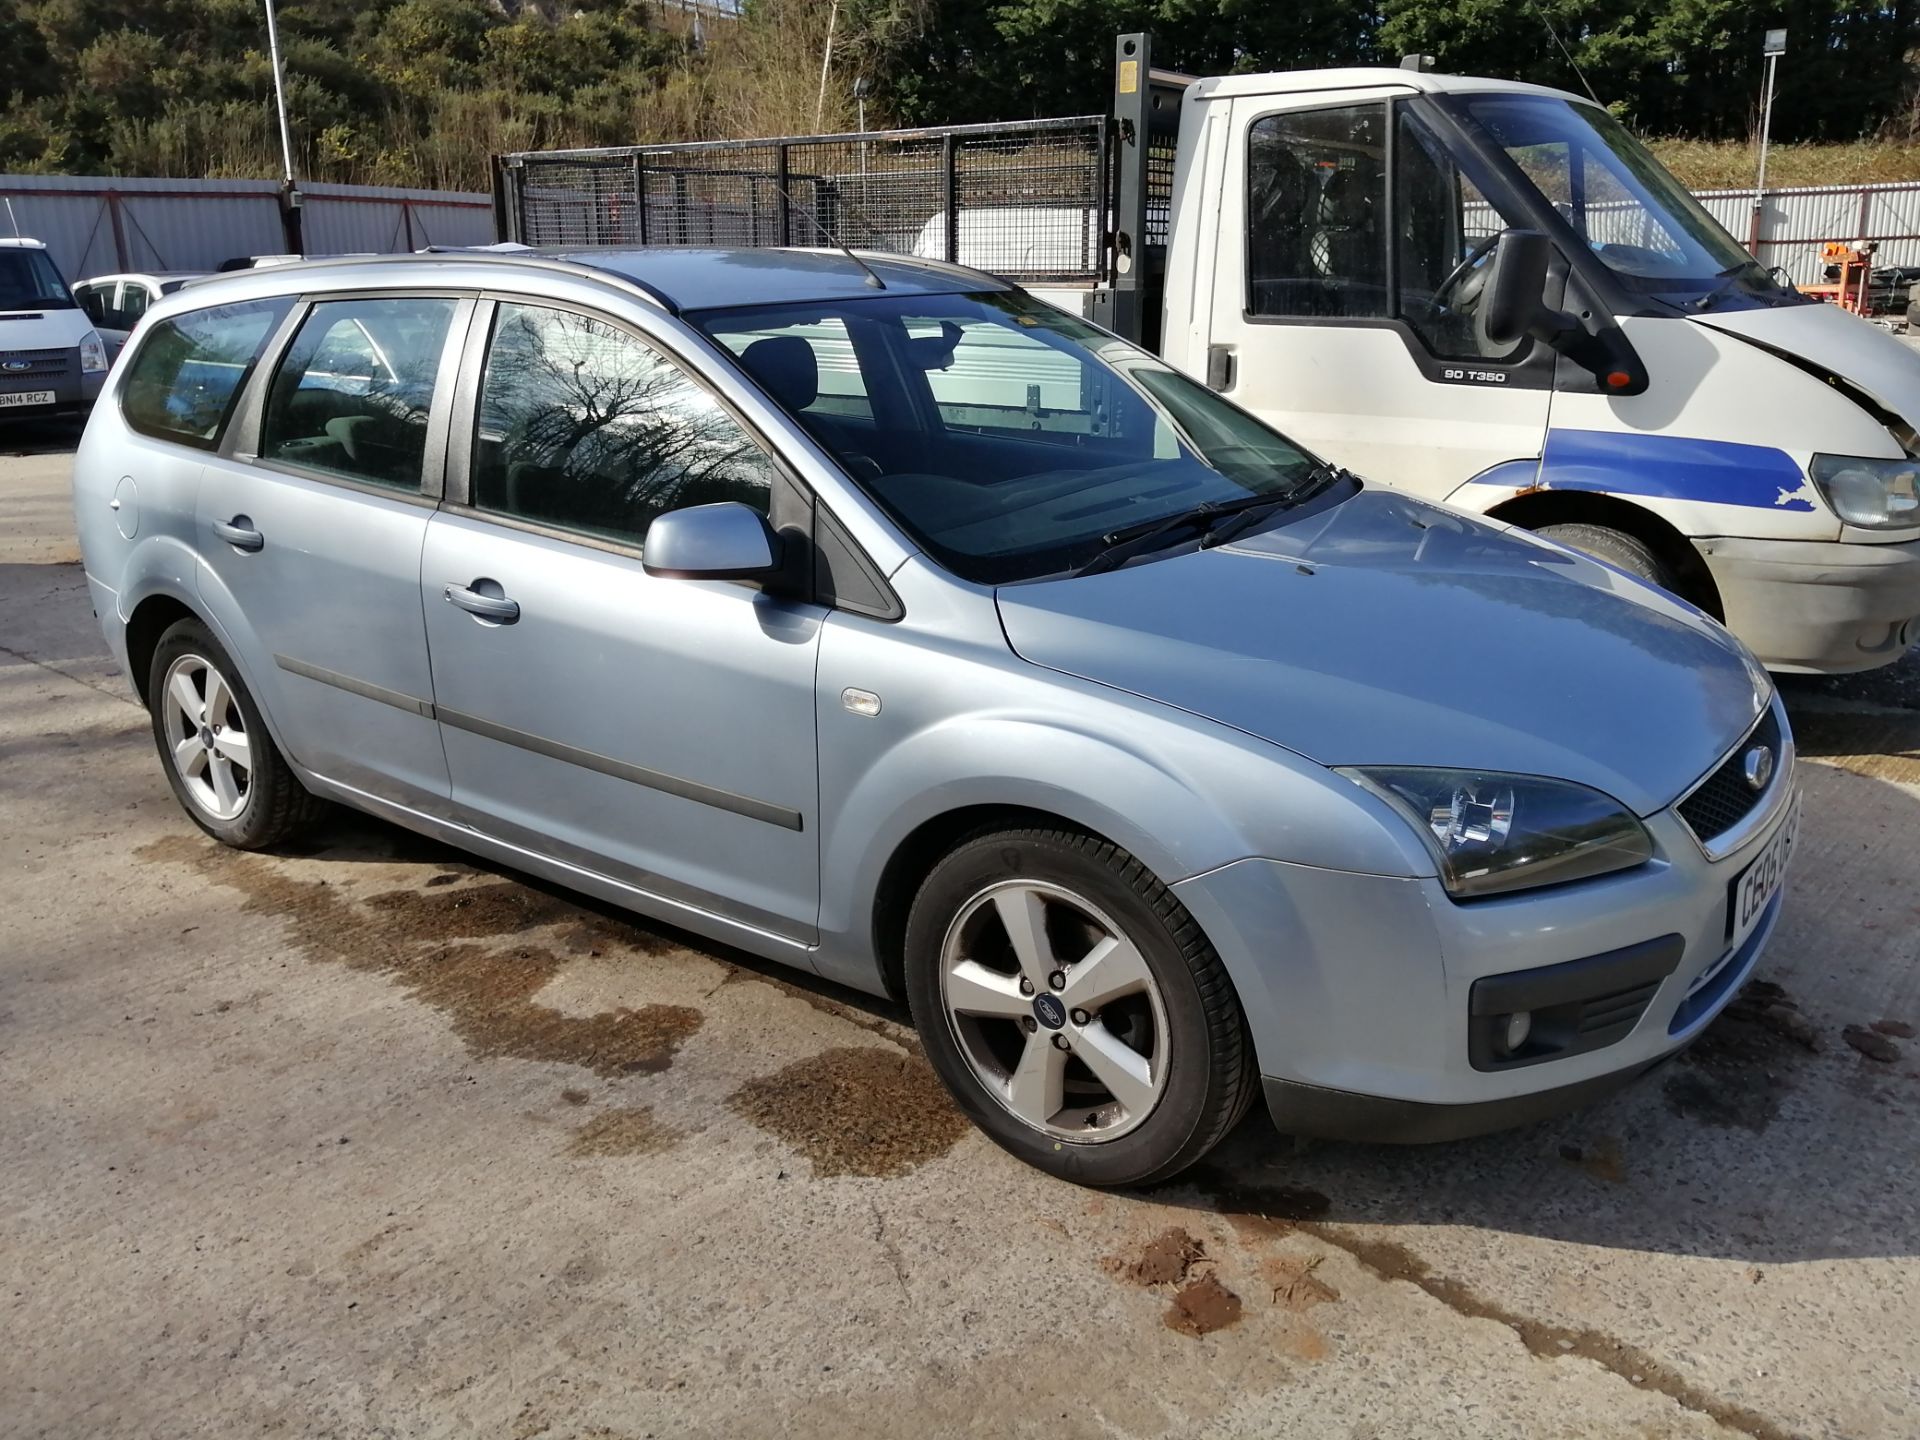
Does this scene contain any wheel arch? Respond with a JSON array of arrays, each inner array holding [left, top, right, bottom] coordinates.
[[123, 591, 202, 707], [1487, 489, 1724, 620]]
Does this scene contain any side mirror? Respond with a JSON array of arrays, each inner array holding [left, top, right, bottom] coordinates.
[[643, 501, 782, 582], [1476, 229, 1553, 351]]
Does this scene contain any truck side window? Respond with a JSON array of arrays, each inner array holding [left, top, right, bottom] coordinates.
[[1394, 108, 1520, 360], [1246, 105, 1387, 320]]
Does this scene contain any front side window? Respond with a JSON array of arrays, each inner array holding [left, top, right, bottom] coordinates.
[[1394, 107, 1527, 359], [260, 296, 459, 491], [0, 248, 75, 311], [472, 303, 776, 547], [699, 290, 1320, 584], [1247, 104, 1388, 320], [121, 297, 293, 451], [75, 281, 112, 326]]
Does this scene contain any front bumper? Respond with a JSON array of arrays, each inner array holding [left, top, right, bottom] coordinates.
[[1698, 534, 1920, 673], [0, 354, 103, 421], [1170, 739, 1797, 1143]]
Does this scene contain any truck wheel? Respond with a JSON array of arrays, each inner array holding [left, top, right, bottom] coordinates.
[[148, 618, 324, 849], [904, 826, 1257, 1187], [1535, 522, 1679, 594]]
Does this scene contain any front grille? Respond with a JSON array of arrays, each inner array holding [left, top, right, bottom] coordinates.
[[1678, 707, 1781, 846], [0, 348, 74, 378]]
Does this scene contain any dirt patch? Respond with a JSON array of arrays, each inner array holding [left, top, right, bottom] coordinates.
[[1557, 1135, 1626, 1184], [560, 1089, 591, 1106], [728, 1045, 968, 1178], [1874, 1019, 1916, 1039], [1663, 979, 1813, 1132], [136, 835, 701, 1079], [1163, 1273, 1242, 1338], [564, 1106, 685, 1158], [1110, 1227, 1208, 1287], [1261, 1254, 1338, 1310], [1843, 1025, 1902, 1063]]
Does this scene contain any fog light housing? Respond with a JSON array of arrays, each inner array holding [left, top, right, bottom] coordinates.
[[1494, 1010, 1533, 1057]]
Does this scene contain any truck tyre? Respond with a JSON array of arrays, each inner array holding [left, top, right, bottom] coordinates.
[[148, 617, 325, 849], [1534, 522, 1679, 594], [904, 825, 1257, 1187]]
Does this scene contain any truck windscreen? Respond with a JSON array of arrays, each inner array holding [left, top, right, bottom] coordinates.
[[1455, 94, 1793, 308], [0, 249, 77, 311]]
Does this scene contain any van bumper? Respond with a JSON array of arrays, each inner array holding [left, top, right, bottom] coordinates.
[[1698, 535, 1920, 673]]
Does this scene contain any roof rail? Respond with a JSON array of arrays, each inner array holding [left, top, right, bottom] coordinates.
[[205, 249, 682, 315]]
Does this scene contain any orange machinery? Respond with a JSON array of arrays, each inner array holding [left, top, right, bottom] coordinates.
[[1802, 239, 1877, 314]]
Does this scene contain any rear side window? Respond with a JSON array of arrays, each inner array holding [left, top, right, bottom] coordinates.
[[259, 296, 459, 492], [121, 297, 293, 451]]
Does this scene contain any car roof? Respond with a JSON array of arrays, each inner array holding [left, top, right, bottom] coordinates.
[[156, 246, 1008, 315], [0, 238, 49, 250], [78, 271, 208, 283]]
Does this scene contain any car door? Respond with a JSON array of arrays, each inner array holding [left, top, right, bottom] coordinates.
[[75, 280, 127, 355], [422, 297, 823, 944], [195, 290, 473, 810], [1201, 93, 1554, 495]]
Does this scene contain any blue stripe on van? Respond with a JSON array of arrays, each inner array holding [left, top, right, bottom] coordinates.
[[1468, 429, 1814, 512]]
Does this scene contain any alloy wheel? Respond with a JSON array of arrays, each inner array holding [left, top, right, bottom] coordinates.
[[938, 879, 1170, 1142], [159, 654, 253, 822]]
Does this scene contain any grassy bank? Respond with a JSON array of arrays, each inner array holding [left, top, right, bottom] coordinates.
[[1650, 139, 1920, 191]]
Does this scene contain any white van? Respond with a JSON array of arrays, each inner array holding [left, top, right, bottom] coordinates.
[[0, 239, 110, 422], [491, 38, 1920, 673]]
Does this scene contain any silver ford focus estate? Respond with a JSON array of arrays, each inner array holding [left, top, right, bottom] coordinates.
[[71, 249, 1797, 1185]]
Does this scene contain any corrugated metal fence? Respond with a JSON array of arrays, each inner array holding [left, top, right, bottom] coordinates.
[[1694, 182, 1920, 285], [0, 174, 494, 280]]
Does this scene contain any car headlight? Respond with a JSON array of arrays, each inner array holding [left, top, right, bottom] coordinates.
[[1338, 766, 1654, 898], [78, 329, 109, 374], [1809, 454, 1920, 529]]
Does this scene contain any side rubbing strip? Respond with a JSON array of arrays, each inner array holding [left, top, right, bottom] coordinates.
[[274, 654, 436, 718], [435, 706, 805, 832]]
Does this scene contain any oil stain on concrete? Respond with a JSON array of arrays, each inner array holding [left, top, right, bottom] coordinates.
[[136, 834, 702, 1080], [727, 1044, 970, 1178], [564, 1105, 686, 1158]]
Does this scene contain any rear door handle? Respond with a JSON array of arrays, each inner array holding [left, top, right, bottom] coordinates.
[[444, 581, 520, 625], [212, 517, 263, 551]]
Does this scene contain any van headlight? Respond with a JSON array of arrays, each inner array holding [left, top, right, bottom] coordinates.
[[1338, 767, 1654, 898], [78, 329, 109, 374], [1809, 454, 1920, 529]]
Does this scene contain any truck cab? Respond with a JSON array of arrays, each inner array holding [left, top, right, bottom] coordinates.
[[1158, 66, 1920, 673], [0, 239, 110, 422]]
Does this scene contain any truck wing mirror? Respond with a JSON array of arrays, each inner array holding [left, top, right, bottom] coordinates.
[[1476, 229, 1556, 351]]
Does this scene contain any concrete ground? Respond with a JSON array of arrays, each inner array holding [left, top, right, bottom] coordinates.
[[3, 416, 1917, 1440]]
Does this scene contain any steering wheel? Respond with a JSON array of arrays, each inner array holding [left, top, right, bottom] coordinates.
[[1433, 230, 1505, 310]]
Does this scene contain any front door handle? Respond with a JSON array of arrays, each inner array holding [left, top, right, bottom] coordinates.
[[444, 581, 520, 625], [212, 517, 263, 552]]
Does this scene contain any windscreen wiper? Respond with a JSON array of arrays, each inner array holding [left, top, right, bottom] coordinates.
[[1070, 479, 1343, 577], [1200, 464, 1352, 549]]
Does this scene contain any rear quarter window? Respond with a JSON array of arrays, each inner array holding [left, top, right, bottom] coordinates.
[[121, 296, 293, 451]]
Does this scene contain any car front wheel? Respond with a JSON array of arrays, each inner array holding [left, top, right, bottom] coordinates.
[[904, 826, 1257, 1186]]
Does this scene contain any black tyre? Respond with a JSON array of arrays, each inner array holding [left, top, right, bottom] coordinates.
[[1535, 521, 1679, 593], [147, 618, 323, 849], [904, 826, 1257, 1187]]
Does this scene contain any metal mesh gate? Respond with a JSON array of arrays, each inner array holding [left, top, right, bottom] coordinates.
[[497, 117, 1108, 284]]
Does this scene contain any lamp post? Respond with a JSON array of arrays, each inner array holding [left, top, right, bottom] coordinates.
[[263, 0, 303, 255], [1750, 27, 1786, 258]]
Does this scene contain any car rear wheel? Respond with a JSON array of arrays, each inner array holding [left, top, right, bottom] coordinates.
[[148, 618, 322, 849], [1535, 521, 1679, 593], [904, 826, 1256, 1186]]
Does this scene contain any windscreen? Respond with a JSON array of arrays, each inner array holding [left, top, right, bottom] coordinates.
[[695, 291, 1320, 583], [0, 248, 77, 310], [1456, 94, 1791, 307]]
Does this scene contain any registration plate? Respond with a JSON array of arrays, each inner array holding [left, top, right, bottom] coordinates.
[[0, 389, 56, 408], [1727, 792, 1798, 949]]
